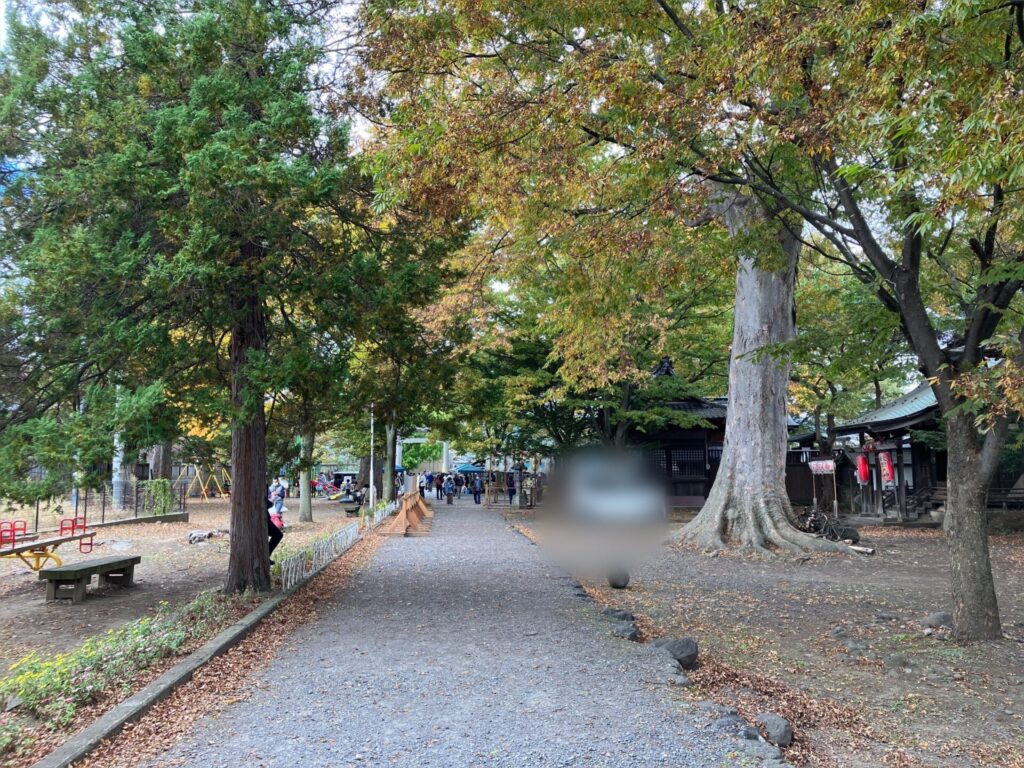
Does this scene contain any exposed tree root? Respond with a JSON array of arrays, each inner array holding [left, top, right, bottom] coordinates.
[[675, 484, 849, 555]]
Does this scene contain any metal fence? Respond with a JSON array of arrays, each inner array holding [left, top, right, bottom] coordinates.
[[279, 521, 361, 591], [277, 498, 400, 591], [77, 481, 187, 525], [17, 481, 188, 533], [372, 499, 398, 528]]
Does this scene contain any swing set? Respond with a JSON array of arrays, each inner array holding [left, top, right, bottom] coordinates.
[[174, 464, 231, 501]]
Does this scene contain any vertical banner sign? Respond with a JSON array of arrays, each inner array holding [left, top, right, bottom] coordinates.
[[879, 451, 895, 484]]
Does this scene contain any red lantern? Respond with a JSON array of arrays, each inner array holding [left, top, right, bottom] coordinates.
[[856, 454, 870, 485], [879, 451, 895, 484]]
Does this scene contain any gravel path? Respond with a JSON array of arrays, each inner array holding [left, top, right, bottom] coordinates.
[[151, 499, 757, 767]]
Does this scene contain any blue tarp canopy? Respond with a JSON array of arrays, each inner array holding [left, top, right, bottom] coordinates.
[[395, 465, 405, 472], [455, 463, 486, 473]]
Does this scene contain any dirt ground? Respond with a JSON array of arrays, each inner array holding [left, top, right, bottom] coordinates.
[[0, 497, 359, 673], [559, 521, 1024, 767]]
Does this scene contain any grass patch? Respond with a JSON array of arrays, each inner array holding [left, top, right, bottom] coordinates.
[[0, 590, 251, 760]]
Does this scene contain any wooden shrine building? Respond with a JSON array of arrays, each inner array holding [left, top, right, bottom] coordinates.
[[834, 383, 1024, 521]]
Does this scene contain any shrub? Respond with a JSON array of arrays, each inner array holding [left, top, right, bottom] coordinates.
[[0, 591, 238, 736], [142, 479, 173, 516]]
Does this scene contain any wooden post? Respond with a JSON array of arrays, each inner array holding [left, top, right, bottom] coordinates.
[[895, 434, 906, 521], [873, 450, 885, 518], [858, 433, 869, 517]]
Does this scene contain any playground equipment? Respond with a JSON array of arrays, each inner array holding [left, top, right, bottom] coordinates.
[[175, 464, 231, 501], [314, 474, 342, 499], [1, 516, 95, 570], [0, 519, 30, 547]]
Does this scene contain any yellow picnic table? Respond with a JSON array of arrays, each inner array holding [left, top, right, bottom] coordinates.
[[0, 532, 95, 571]]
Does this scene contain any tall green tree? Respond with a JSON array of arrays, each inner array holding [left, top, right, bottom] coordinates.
[[1, 0, 360, 591], [789, 254, 912, 454]]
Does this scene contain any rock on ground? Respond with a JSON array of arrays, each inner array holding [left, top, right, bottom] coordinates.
[[921, 611, 953, 629], [651, 637, 699, 669], [755, 712, 793, 747]]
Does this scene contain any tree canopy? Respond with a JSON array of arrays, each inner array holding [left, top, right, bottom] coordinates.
[[0, 0, 1020, 640]]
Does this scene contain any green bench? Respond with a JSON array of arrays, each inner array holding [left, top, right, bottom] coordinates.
[[38, 555, 142, 604]]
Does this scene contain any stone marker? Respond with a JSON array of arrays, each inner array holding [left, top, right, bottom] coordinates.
[[611, 622, 639, 641]]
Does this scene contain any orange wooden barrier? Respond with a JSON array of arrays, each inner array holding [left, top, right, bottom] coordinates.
[[380, 493, 433, 537]]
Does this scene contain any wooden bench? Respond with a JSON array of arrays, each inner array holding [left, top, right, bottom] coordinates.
[[989, 486, 1024, 509], [38, 555, 141, 604]]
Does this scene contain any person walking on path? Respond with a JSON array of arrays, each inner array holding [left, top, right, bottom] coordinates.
[[434, 473, 444, 500], [444, 475, 455, 505], [472, 475, 483, 504], [455, 474, 465, 498], [506, 472, 516, 505], [418, 473, 426, 498]]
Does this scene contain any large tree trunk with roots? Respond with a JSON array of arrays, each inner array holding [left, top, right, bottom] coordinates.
[[224, 245, 271, 593], [678, 191, 844, 553], [298, 427, 314, 523], [944, 412, 1002, 640]]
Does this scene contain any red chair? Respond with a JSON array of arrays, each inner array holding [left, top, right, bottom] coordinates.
[[0, 521, 14, 548], [0, 520, 28, 548], [59, 516, 87, 536]]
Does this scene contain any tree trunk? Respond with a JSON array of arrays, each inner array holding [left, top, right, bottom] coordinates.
[[384, 417, 398, 501], [298, 427, 314, 523], [224, 247, 271, 594], [150, 442, 174, 481], [944, 412, 1002, 640], [357, 455, 383, 497], [678, 191, 843, 553]]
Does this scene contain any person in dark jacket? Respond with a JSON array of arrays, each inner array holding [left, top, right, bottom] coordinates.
[[506, 473, 516, 505], [472, 476, 483, 504]]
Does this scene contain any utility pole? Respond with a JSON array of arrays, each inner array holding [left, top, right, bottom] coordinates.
[[369, 402, 375, 510]]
